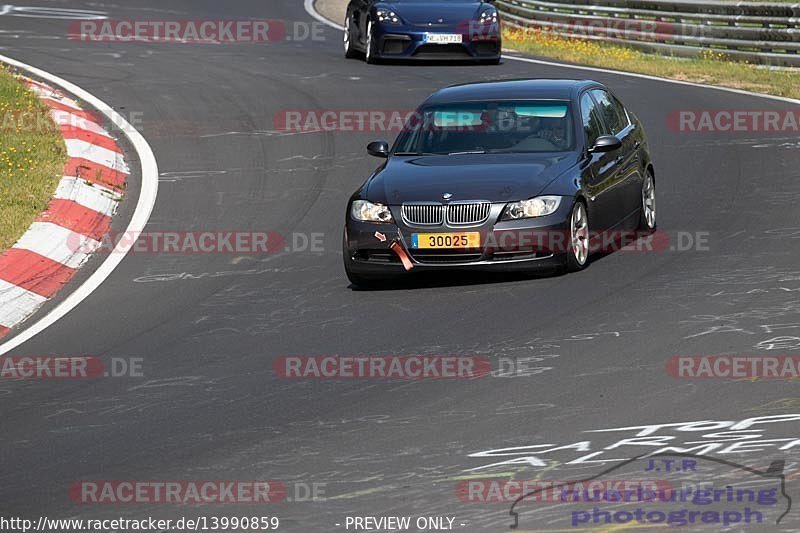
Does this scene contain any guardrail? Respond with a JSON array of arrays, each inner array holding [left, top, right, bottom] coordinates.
[[497, 0, 800, 67]]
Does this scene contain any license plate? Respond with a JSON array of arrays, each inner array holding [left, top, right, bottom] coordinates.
[[411, 232, 480, 249], [426, 33, 462, 44]]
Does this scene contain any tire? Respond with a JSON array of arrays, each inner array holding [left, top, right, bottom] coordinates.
[[365, 20, 378, 64], [565, 200, 590, 273], [638, 171, 657, 231], [344, 14, 358, 59]]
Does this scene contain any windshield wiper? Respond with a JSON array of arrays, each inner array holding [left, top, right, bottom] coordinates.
[[447, 150, 487, 155]]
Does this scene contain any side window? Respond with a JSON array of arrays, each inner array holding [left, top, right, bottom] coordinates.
[[590, 89, 627, 135], [610, 94, 631, 130], [580, 92, 606, 147]]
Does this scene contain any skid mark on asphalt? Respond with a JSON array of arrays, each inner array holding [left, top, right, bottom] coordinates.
[[326, 486, 394, 500], [449, 472, 521, 481], [278, 152, 359, 162], [158, 170, 229, 182], [514, 526, 667, 532], [199, 129, 319, 138], [748, 399, 800, 412], [666, 136, 800, 149], [132, 264, 323, 284]]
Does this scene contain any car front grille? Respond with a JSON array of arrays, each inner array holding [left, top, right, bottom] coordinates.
[[402, 202, 491, 226], [446, 202, 491, 226], [402, 204, 444, 226]]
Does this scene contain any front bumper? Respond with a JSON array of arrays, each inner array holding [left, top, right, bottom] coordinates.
[[373, 24, 501, 61], [344, 202, 572, 275]]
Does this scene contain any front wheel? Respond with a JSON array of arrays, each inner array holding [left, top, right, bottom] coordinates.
[[344, 14, 358, 59], [365, 20, 378, 64], [565, 201, 590, 272], [639, 172, 657, 231]]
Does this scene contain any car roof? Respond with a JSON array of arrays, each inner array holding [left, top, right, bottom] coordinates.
[[423, 79, 603, 105]]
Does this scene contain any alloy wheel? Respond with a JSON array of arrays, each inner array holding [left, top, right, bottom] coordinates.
[[571, 202, 589, 266], [365, 21, 375, 63], [642, 174, 656, 229]]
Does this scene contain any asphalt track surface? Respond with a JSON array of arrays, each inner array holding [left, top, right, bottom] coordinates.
[[2, 1, 800, 531]]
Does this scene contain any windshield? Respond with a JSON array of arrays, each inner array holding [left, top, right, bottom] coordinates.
[[393, 100, 575, 155]]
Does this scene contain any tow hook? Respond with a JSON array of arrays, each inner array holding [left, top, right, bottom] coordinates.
[[390, 241, 414, 271]]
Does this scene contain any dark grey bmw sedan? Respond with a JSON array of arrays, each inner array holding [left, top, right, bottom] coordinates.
[[343, 79, 657, 286]]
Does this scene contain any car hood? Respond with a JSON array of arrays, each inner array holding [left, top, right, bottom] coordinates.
[[381, 1, 482, 26], [366, 153, 576, 205]]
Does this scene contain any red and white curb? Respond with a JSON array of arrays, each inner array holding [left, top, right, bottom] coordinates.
[[0, 78, 128, 339]]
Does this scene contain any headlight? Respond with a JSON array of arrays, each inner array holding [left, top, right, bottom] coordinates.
[[377, 8, 401, 24], [351, 200, 394, 223], [479, 8, 498, 25], [501, 196, 562, 220]]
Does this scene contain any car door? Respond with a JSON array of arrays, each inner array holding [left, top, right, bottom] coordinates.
[[590, 89, 643, 228], [579, 91, 623, 234]]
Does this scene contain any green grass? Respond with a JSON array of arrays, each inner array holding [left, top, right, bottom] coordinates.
[[0, 66, 66, 252], [504, 28, 800, 100]]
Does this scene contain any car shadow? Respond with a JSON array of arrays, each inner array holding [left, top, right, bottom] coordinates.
[[347, 267, 564, 291], [351, 57, 504, 68], [588, 227, 662, 264], [346, 229, 659, 291]]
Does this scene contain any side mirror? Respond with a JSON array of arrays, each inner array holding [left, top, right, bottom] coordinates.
[[367, 140, 390, 158], [589, 135, 622, 154]]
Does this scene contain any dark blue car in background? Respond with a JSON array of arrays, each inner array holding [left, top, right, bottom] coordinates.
[[344, 0, 502, 64]]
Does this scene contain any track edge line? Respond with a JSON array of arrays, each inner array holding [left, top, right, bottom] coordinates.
[[0, 54, 159, 355]]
